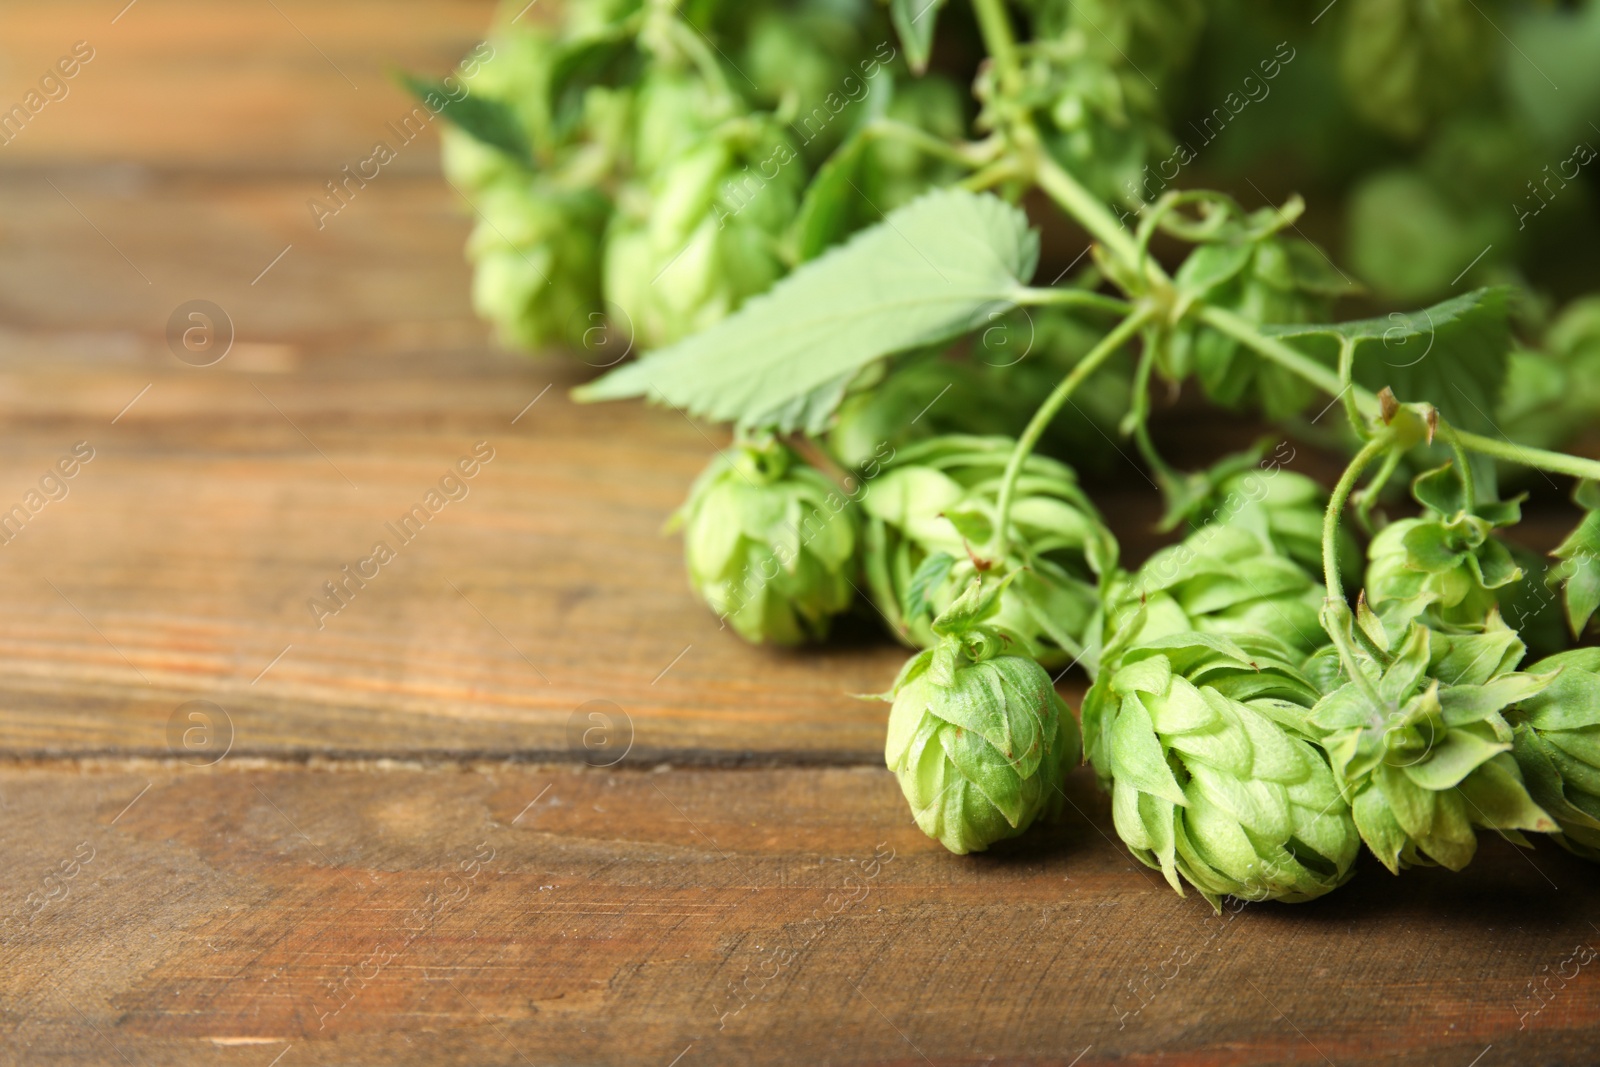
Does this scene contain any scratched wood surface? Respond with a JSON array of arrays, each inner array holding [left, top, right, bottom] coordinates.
[[3, 2, 1600, 1065]]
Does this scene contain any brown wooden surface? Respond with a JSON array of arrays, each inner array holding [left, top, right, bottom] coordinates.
[[3, 3, 1599, 1065]]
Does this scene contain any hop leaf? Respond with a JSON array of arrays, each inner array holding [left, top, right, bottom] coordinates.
[[576, 189, 1042, 431]]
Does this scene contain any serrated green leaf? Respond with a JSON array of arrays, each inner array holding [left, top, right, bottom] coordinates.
[[1263, 287, 1511, 433], [890, 0, 947, 75], [576, 188, 1041, 429], [398, 72, 530, 163]]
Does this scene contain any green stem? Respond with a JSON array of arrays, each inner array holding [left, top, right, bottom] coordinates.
[[1128, 336, 1181, 496], [1200, 306, 1372, 416], [970, 0, 1022, 95], [1320, 431, 1398, 709], [1452, 429, 1600, 484], [1440, 427, 1477, 512], [1323, 432, 1393, 604], [1335, 337, 1367, 439], [1012, 287, 1134, 315], [1353, 444, 1403, 534], [864, 119, 988, 168], [994, 306, 1156, 558], [958, 158, 1026, 192], [664, 17, 736, 101], [1033, 152, 1143, 274]]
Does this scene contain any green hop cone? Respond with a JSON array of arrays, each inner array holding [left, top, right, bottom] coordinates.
[[1101, 522, 1328, 667], [466, 182, 610, 350], [883, 577, 1080, 854], [1337, 0, 1495, 141], [861, 435, 1116, 670], [1364, 464, 1524, 636], [605, 115, 803, 349], [999, 42, 1172, 209], [672, 437, 857, 645], [1081, 632, 1359, 906], [1160, 448, 1359, 581], [1308, 608, 1557, 873], [1024, 0, 1205, 79], [1508, 648, 1600, 861]]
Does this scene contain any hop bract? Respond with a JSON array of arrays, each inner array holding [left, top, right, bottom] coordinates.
[[861, 435, 1116, 669], [1509, 648, 1600, 860], [1308, 614, 1556, 872], [1364, 473, 1524, 634], [884, 578, 1080, 855], [1171, 460, 1356, 580], [674, 438, 857, 645], [1082, 632, 1358, 907]]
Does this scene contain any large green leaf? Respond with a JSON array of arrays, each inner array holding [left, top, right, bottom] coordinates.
[[1263, 287, 1511, 433], [575, 188, 1041, 429]]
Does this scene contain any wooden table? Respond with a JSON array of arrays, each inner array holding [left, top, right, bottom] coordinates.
[[3, 4, 1598, 1064]]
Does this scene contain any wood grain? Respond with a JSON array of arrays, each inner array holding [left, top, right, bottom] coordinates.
[[0, 170, 1186, 762], [0, 1, 501, 172], [5, 1, 1600, 1064], [4, 759, 1599, 1067]]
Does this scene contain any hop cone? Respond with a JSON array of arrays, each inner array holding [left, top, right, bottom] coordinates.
[[861, 435, 1116, 669], [605, 98, 803, 349], [884, 578, 1080, 855], [1307, 611, 1556, 872], [987, 41, 1171, 208], [673, 438, 856, 645], [1101, 522, 1327, 665], [1365, 468, 1524, 635], [1509, 648, 1600, 860], [1081, 632, 1358, 906], [466, 183, 610, 351], [1025, 0, 1205, 79], [1164, 453, 1358, 581]]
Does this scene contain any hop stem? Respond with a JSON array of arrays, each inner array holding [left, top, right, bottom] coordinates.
[[1322, 432, 1393, 605], [994, 306, 1157, 559]]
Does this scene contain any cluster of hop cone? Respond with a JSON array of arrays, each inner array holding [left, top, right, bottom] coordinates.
[[675, 433, 1599, 909]]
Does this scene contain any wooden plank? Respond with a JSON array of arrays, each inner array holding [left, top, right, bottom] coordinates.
[[0, 170, 1200, 761], [2, 759, 1597, 1066], [0, 1, 499, 172]]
